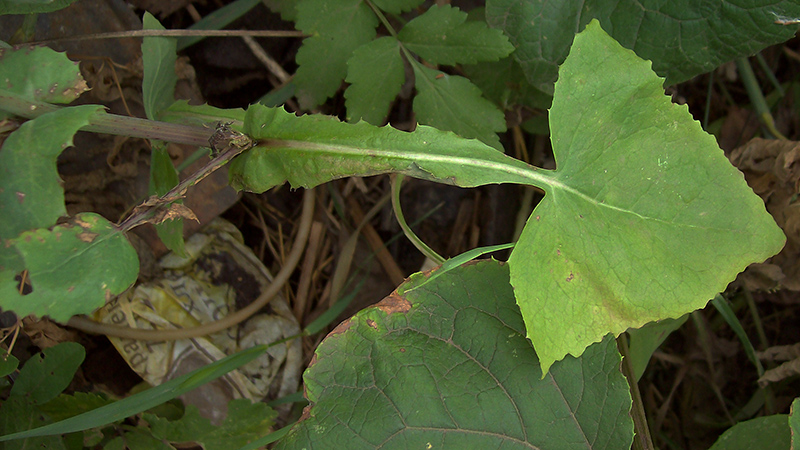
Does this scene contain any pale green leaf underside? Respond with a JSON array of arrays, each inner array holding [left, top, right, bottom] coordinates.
[[294, 0, 377, 108], [230, 104, 543, 192], [398, 4, 514, 65], [345, 37, 405, 125], [0, 213, 138, 322], [412, 65, 505, 150], [275, 260, 633, 450], [508, 21, 785, 374], [485, 0, 800, 94]]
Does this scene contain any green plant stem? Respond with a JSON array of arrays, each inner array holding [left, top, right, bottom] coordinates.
[[391, 174, 446, 264], [617, 335, 654, 450], [364, 0, 400, 39], [735, 57, 787, 140], [0, 89, 216, 147]]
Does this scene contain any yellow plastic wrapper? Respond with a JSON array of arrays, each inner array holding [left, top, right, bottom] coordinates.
[[94, 219, 302, 423]]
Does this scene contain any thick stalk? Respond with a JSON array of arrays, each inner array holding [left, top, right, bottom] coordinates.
[[0, 89, 215, 147], [618, 335, 655, 450]]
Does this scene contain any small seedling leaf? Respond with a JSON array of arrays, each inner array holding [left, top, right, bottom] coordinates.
[[273, 260, 633, 449], [10, 342, 85, 405], [0, 353, 19, 377], [0, 105, 103, 239], [0, 45, 87, 109], [293, 0, 377, 108], [412, 64, 505, 149], [231, 104, 540, 193], [142, 12, 178, 121], [398, 4, 514, 65], [2, 213, 138, 322], [508, 21, 785, 374], [485, 0, 800, 94], [345, 37, 404, 125]]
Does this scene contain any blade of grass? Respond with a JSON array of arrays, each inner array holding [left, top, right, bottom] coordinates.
[[0, 344, 268, 442], [177, 0, 261, 51]]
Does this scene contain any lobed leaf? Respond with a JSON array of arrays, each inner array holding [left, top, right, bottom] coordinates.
[[293, 0, 377, 108], [399, 4, 514, 66], [274, 260, 633, 449], [412, 64, 505, 149], [0, 213, 138, 322], [508, 21, 785, 374], [344, 37, 405, 125], [485, 0, 800, 94], [0, 45, 87, 117], [229, 104, 542, 193], [0, 105, 103, 239]]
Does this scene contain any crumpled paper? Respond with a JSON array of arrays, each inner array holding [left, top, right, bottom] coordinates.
[[95, 219, 302, 424]]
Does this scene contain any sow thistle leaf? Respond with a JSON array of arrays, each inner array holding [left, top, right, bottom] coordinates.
[[0, 213, 138, 322], [230, 104, 541, 193], [508, 21, 786, 374], [412, 65, 505, 150], [294, 0, 377, 109], [399, 4, 514, 65], [344, 37, 404, 125], [274, 260, 633, 450], [142, 12, 178, 121], [0, 45, 87, 109]]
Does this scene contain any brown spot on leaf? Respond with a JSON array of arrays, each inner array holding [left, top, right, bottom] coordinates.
[[15, 192, 24, 203], [374, 293, 412, 315], [566, 272, 574, 282], [366, 319, 377, 329], [77, 231, 98, 243]]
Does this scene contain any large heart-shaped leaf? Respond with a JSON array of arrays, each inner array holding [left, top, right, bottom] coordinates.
[[508, 21, 785, 374], [275, 260, 633, 449], [485, 0, 800, 94]]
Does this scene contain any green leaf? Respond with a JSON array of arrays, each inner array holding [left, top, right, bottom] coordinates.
[[1, 213, 139, 322], [178, 0, 262, 50], [142, 12, 178, 121], [792, 398, 799, 450], [274, 260, 633, 449], [0, 397, 67, 450], [412, 64, 506, 149], [0, 0, 79, 15], [626, 315, 687, 381], [0, 353, 18, 377], [0, 345, 269, 442], [370, 0, 423, 15], [344, 37, 404, 125], [485, 0, 800, 94], [708, 415, 790, 450], [508, 21, 785, 374], [146, 400, 276, 450], [293, 0, 377, 108], [0, 45, 88, 120], [398, 4, 514, 65], [10, 342, 85, 405], [230, 104, 542, 193], [149, 145, 186, 256], [38, 392, 115, 422], [462, 55, 552, 111], [0, 105, 103, 239]]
